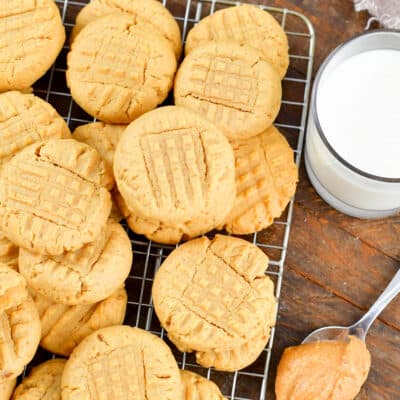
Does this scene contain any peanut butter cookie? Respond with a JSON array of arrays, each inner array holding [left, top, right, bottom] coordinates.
[[0, 91, 70, 172], [185, 5, 289, 78], [62, 326, 182, 400], [0, 0, 65, 91], [31, 287, 127, 356], [181, 370, 226, 400], [0, 265, 41, 381], [114, 194, 203, 244], [72, 0, 182, 59], [0, 232, 18, 270], [175, 41, 282, 140], [73, 122, 125, 171], [73, 122, 125, 221], [223, 125, 298, 234], [67, 14, 177, 123], [12, 359, 65, 400], [19, 220, 132, 305], [114, 106, 236, 244], [152, 235, 276, 352], [13, 358, 66, 400], [0, 379, 15, 400], [195, 325, 273, 371], [0, 139, 113, 255]]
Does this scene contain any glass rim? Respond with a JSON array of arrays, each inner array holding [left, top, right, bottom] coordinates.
[[311, 29, 400, 183]]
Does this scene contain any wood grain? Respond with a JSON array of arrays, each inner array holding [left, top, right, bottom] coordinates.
[[268, 266, 400, 399], [54, 1, 400, 399], [260, 1, 400, 399]]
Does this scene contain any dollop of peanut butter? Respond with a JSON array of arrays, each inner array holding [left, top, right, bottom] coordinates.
[[275, 336, 371, 400]]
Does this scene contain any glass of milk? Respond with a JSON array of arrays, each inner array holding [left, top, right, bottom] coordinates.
[[305, 30, 400, 218]]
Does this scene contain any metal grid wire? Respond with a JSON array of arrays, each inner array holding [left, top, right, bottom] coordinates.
[[27, 0, 315, 398]]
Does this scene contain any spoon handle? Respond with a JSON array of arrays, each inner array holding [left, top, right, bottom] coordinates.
[[352, 267, 400, 340]]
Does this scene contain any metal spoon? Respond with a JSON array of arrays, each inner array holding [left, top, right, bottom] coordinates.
[[302, 267, 400, 344]]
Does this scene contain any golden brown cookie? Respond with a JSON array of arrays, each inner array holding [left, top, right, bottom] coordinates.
[[0, 232, 18, 270], [12, 359, 65, 400], [185, 5, 289, 78], [67, 14, 177, 124], [31, 287, 127, 356], [19, 220, 132, 305], [114, 193, 201, 244], [0, 379, 16, 400], [175, 41, 282, 140], [152, 235, 275, 352], [72, 0, 182, 59], [0, 91, 71, 171], [114, 106, 236, 244], [62, 326, 182, 400], [181, 370, 226, 400], [73, 123, 125, 220], [72, 122, 125, 171], [109, 190, 124, 222], [195, 325, 273, 371], [0, 0, 65, 91], [275, 336, 371, 400], [0, 139, 113, 255], [0, 265, 41, 381], [223, 125, 298, 234]]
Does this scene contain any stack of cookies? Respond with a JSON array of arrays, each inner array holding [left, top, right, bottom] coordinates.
[[98, 4, 298, 243], [173, 4, 298, 236], [0, 0, 300, 398], [153, 235, 277, 371], [9, 325, 226, 400]]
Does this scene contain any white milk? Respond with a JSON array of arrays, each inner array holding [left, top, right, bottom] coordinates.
[[305, 32, 400, 219], [317, 50, 400, 179]]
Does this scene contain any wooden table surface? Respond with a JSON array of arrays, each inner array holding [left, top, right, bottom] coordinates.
[[259, 1, 400, 399], [44, 1, 398, 399]]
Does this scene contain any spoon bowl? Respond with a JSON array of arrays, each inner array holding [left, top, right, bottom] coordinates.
[[302, 267, 400, 344], [302, 326, 350, 344], [302, 324, 366, 344]]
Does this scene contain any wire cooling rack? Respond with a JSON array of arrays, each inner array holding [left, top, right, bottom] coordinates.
[[27, 0, 315, 398]]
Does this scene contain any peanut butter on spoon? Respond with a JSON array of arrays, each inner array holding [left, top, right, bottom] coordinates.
[[275, 336, 371, 400], [276, 265, 400, 399]]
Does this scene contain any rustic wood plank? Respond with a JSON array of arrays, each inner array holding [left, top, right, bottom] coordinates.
[[296, 164, 400, 262], [286, 203, 400, 330], [268, 265, 400, 399], [55, 2, 400, 399], [259, 0, 369, 68]]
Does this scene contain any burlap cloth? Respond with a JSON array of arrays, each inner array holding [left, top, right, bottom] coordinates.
[[354, 0, 400, 29]]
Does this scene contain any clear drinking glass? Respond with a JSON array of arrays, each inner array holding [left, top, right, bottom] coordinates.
[[305, 30, 400, 218]]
